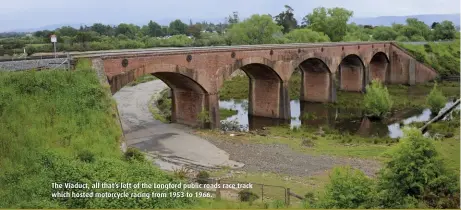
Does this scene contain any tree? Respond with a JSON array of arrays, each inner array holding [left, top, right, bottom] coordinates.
[[402, 18, 432, 40], [168, 19, 188, 35], [431, 22, 440, 29], [57, 26, 78, 37], [226, 14, 283, 45], [284, 28, 330, 43], [227, 11, 239, 25], [319, 166, 375, 208], [377, 128, 460, 208], [187, 24, 202, 38], [433, 20, 457, 40], [372, 26, 398, 41], [274, 5, 298, 34], [364, 79, 393, 118], [115, 23, 140, 38], [426, 83, 447, 113], [143, 20, 164, 37], [90, 23, 115, 36], [302, 7, 353, 42]]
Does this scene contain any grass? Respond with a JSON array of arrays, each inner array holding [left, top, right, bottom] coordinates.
[[0, 63, 198, 208], [196, 126, 394, 161], [126, 74, 157, 86]]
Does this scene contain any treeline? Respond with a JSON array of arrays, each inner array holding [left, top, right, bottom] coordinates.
[[0, 5, 459, 56]]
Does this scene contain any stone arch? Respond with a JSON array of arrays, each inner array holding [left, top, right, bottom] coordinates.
[[298, 57, 335, 103], [217, 57, 289, 120], [108, 63, 215, 128], [369, 52, 389, 83], [337, 54, 366, 92]]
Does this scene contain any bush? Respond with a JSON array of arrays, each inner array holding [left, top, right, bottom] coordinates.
[[238, 189, 259, 203], [195, 170, 210, 184], [124, 147, 145, 162], [77, 150, 95, 163], [376, 127, 460, 208], [319, 166, 375, 209], [426, 83, 446, 113], [364, 79, 393, 118]]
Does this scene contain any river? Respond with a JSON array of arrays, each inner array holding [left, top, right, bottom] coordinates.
[[219, 99, 459, 138]]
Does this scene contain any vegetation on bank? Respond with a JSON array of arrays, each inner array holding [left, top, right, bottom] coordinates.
[[363, 80, 393, 118], [426, 83, 447, 113], [0, 64, 198, 208], [399, 40, 460, 77]]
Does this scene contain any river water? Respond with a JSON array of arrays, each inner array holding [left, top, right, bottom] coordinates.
[[219, 99, 459, 138]]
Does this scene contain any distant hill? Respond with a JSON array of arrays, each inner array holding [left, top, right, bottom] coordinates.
[[350, 13, 460, 26]]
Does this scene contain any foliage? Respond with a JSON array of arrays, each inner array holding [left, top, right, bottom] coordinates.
[[0, 67, 197, 208], [319, 166, 375, 208], [364, 79, 393, 117], [196, 171, 210, 184], [426, 83, 447, 113], [169, 19, 188, 35], [197, 109, 211, 124], [124, 147, 145, 162], [238, 189, 259, 203], [226, 14, 283, 45], [376, 127, 460, 208], [433, 20, 457, 40], [372, 26, 399, 41], [303, 7, 353, 41], [284, 28, 330, 43], [173, 166, 192, 180], [274, 5, 298, 34]]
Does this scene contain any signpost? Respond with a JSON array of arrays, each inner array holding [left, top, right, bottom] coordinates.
[[50, 34, 57, 58]]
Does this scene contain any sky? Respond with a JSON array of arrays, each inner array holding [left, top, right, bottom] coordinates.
[[0, 0, 460, 32]]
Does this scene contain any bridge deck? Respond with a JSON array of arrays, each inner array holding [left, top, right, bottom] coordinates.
[[72, 41, 395, 58]]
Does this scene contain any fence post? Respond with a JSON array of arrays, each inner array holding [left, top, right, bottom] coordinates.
[[215, 179, 221, 200], [286, 188, 290, 206], [261, 184, 264, 203]]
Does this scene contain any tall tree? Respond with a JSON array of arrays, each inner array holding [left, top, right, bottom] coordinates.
[[303, 7, 353, 42], [226, 14, 283, 45], [187, 24, 202, 38], [168, 19, 188, 35], [143, 20, 164, 37], [227, 11, 239, 25], [433, 20, 457, 40], [403, 18, 431, 40], [115, 23, 140, 38], [274, 5, 298, 34]]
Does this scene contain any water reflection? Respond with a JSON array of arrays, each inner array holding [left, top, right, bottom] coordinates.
[[219, 99, 459, 138]]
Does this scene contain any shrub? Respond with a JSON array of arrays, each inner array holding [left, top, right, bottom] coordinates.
[[195, 170, 210, 184], [238, 189, 259, 203], [173, 166, 191, 180], [77, 150, 95, 163], [376, 127, 460, 208], [319, 166, 375, 209], [124, 147, 145, 162], [426, 83, 446, 113], [364, 79, 393, 118]]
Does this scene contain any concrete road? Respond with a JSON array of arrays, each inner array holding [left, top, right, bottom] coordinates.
[[113, 80, 243, 171]]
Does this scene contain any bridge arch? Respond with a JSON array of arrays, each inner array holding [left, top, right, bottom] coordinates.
[[369, 52, 389, 83], [337, 54, 366, 92], [298, 57, 335, 103], [109, 63, 215, 128], [217, 57, 289, 120]]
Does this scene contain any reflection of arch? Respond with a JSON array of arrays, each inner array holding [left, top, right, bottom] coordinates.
[[369, 52, 389, 83], [337, 54, 366, 92], [298, 58, 335, 102]]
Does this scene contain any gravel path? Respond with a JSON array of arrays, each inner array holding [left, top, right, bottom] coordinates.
[[202, 136, 382, 177]]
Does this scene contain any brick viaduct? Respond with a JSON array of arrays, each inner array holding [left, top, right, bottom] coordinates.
[[79, 42, 437, 129]]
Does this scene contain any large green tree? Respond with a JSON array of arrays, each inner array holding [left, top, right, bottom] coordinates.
[[142, 20, 164, 37], [372, 26, 399, 41], [433, 20, 457, 40], [168, 19, 188, 35], [226, 14, 283, 45], [402, 18, 431, 41], [274, 5, 298, 34], [115, 23, 140, 38], [302, 7, 353, 42]]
